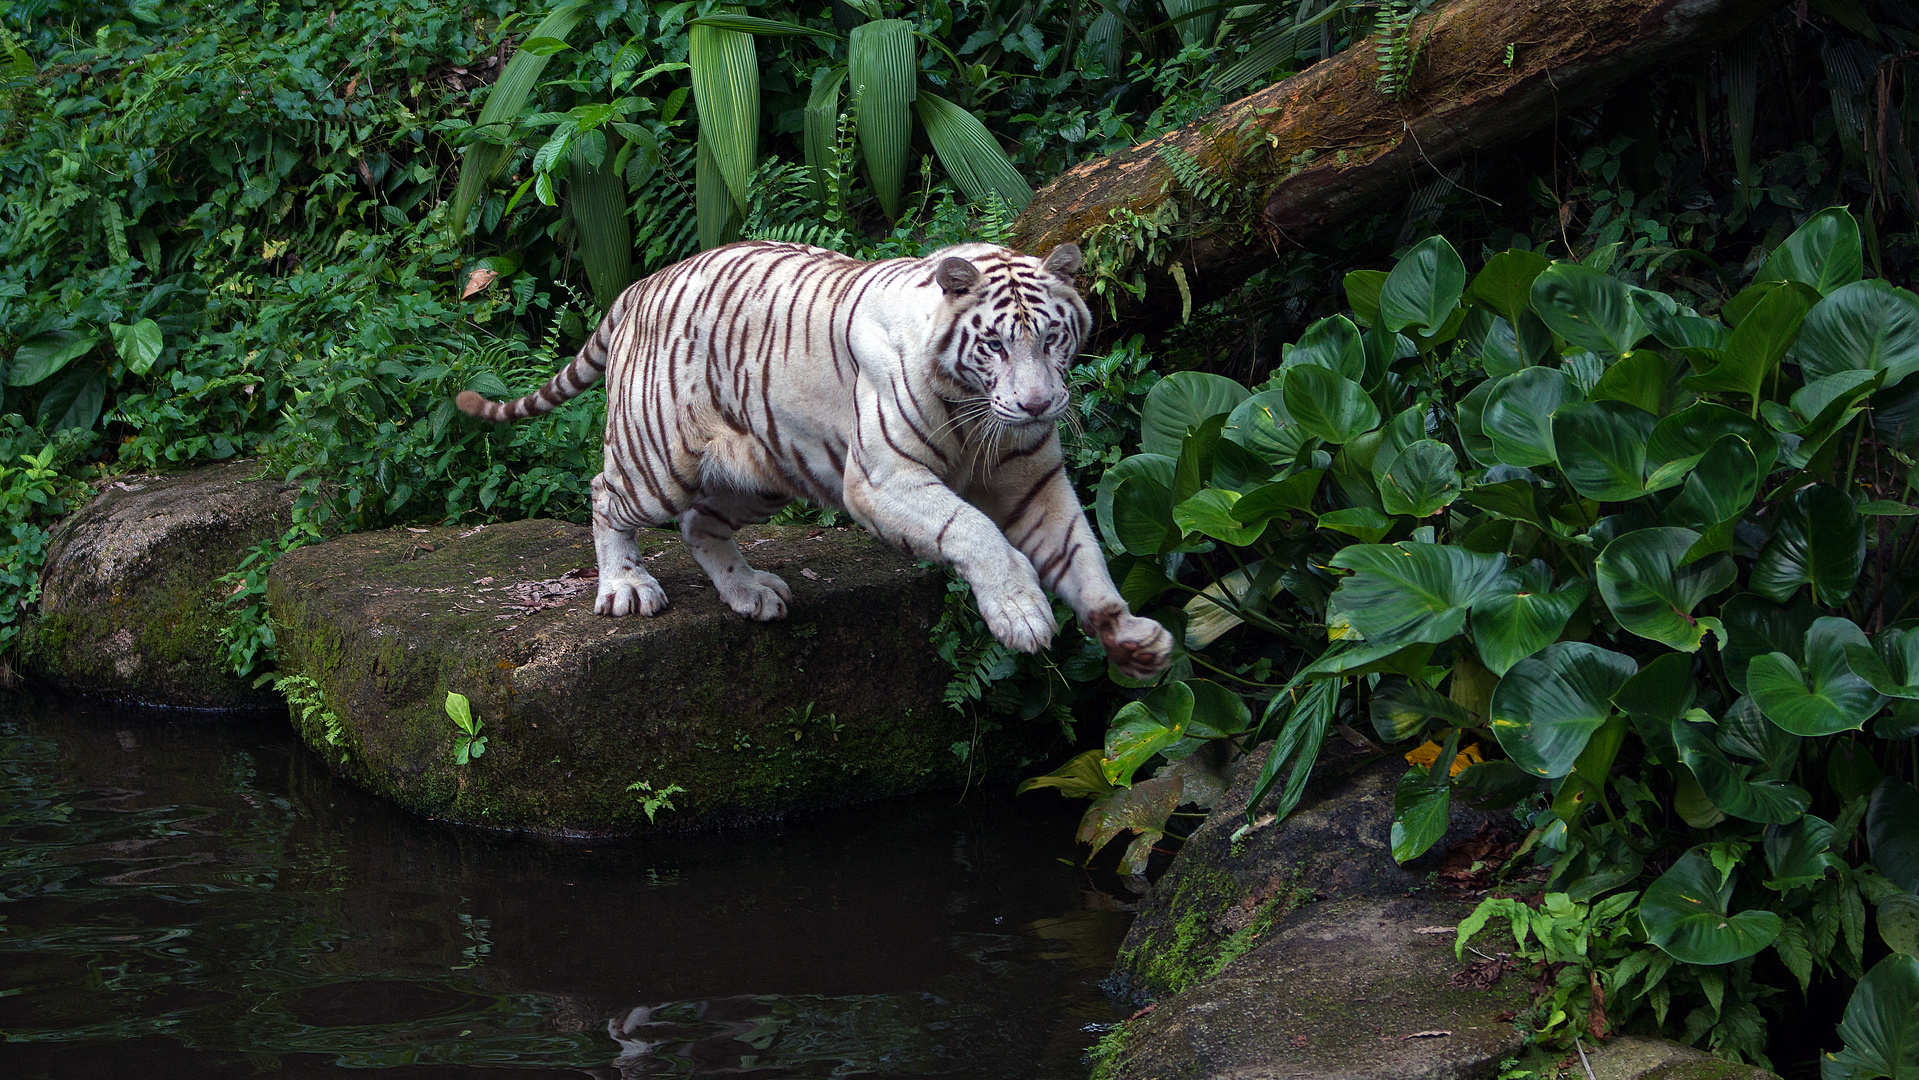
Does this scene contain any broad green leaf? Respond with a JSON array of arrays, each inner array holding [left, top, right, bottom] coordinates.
[[1718, 592, 1819, 693], [1096, 454, 1176, 548], [1684, 283, 1813, 402], [1379, 235, 1466, 335], [1329, 543, 1514, 646], [691, 12, 761, 215], [1468, 562, 1589, 677], [1223, 389, 1311, 467], [1750, 484, 1866, 605], [1748, 617, 1883, 736], [1663, 435, 1762, 536], [1613, 651, 1694, 753], [1378, 439, 1460, 518], [9, 328, 99, 386], [1531, 261, 1647, 357], [915, 90, 1033, 209], [1391, 730, 1458, 863], [1142, 372, 1252, 457], [803, 66, 848, 202], [695, 118, 738, 249], [1872, 779, 1919, 894], [1017, 748, 1117, 798], [38, 364, 106, 432], [1469, 248, 1551, 329], [446, 690, 475, 735], [1344, 269, 1387, 326], [1638, 850, 1783, 964], [1489, 641, 1637, 778], [1586, 349, 1673, 415], [1077, 766, 1186, 874], [1673, 712, 1810, 824], [108, 318, 163, 376], [1764, 813, 1841, 890], [1483, 366, 1580, 468], [1826, 954, 1919, 1079], [1231, 470, 1322, 526], [1762, 206, 1863, 295], [1880, 893, 1919, 958], [1846, 628, 1919, 699], [1798, 278, 1919, 387], [1102, 683, 1194, 785], [450, 0, 591, 232], [1452, 759, 1540, 810], [1370, 677, 1470, 742], [1173, 488, 1266, 546], [1112, 473, 1177, 556], [1596, 527, 1735, 652], [1647, 402, 1780, 476], [1247, 677, 1338, 822], [1771, 369, 1883, 435], [1552, 400, 1662, 501], [569, 131, 632, 309], [847, 19, 914, 220], [1284, 315, 1365, 381], [1283, 364, 1379, 445], [1316, 506, 1394, 543]]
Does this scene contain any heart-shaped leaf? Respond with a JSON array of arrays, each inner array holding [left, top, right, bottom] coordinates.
[[1345, 269, 1388, 326], [1531, 261, 1648, 357], [1762, 206, 1863, 295], [1552, 400, 1662, 501], [1112, 472, 1177, 555], [1223, 389, 1312, 467], [1684, 283, 1814, 403], [1370, 676, 1471, 741], [1586, 349, 1674, 415], [1663, 435, 1762, 535], [1638, 850, 1783, 964], [9, 328, 99, 387], [1647, 402, 1780, 476], [1172, 488, 1266, 546], [1470, 248, 1551, 329], [1748, 617, 1884, 736], [1797, 278, 1919, 387], [1750, 484, 1866, 605], [1673, 711, 1811, 824], [1467, 561, 1589, 677], [1018, 748, 1117, 798], [1872, 779, 1919, 894], [1847, 628, 1919, 700], [1880, 893, 1919, 958], [1826, 954, 1919, 1079], [1483, 366, 1581, 468], [1283, 364, 1380, 445], [1391, 729, 1457, 863], [1596, 527, 1735, 652], [1763, 813, 1840, 890], [1378, 439, 1461, 518], [1231, 469, 1322, 526], [1489, 641, 1637, 778], [1283, 315, 1365, 381], [1096, 454, 1175, 548], [1718, 593, 1819, 693], [109, 318, 164, 375], [1380, 235, 1466, 335], [1142, 372, 1252, 457], [1329, 543, 1514, 646]]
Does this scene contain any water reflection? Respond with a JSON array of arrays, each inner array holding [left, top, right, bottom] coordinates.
[[0, 694, 1128, 1077]]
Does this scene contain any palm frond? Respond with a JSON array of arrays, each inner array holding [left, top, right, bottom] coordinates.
[[848, 18, 916, 220], [450, 0, 591, 234]]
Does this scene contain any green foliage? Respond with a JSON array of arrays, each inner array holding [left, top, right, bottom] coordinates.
[[446, 690, 487, 765], [1053, 209, 1919, 1064], [272, 673, 347, 762], [625, 778, 686, 822]]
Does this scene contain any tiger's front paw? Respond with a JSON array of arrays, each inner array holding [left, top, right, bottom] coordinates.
[[718, 571, 791, 621], [979, 581, 1056, 654], [1089, 606, 1174, 679], [596, 574, 667, 617]]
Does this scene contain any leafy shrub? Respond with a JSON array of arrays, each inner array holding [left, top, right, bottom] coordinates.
[[1053, 208, 1919, 1065]]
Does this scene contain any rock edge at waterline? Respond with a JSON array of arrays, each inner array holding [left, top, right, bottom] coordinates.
[[266, 518, 984, 834]]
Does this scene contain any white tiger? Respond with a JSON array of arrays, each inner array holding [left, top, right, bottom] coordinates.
[[457, 240, 1173, 679]]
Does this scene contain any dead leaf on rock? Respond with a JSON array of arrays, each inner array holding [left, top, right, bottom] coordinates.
[[1450, 954, 1510, 989], [501, 567, 597, 612]]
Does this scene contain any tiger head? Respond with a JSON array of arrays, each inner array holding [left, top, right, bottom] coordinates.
[[934, 244, 1090, 430]]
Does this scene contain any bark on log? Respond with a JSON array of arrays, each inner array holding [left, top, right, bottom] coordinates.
[[1012, 0, 1785, 331]]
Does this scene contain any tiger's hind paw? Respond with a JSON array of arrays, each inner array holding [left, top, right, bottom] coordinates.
[[596, 576, 667, 617], [718, 570, 791, 621]]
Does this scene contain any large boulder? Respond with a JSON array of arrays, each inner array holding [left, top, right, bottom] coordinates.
[[19, 459, 296, 709], [266, 519, 992, 834]]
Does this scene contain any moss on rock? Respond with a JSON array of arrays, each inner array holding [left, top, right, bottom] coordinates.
[[266, 518, 994, 834], [20, 459, 296, 709]]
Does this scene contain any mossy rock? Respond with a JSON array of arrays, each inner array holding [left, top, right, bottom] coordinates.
[[19, 459, 295, 709], [1102, 896, 1529, 1080], [266, 518, 989, 834], [1114, 738, 1498, 1000]]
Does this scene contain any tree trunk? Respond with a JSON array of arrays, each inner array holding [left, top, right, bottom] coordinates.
[[1012, 0, 1784, 332]]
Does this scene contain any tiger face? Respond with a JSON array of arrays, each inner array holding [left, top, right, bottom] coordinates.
[[934, 245, 1088, 429]]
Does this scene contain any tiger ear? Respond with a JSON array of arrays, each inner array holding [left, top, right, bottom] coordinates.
[[937, 257, 981, 295], [1040, 244, 1082, 280]]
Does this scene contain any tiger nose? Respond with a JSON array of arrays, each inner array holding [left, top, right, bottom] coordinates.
[[1019, 396, 1053, 417]]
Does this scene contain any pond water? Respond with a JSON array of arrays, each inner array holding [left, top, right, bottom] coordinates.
[[0, 693, 1131, 1078]]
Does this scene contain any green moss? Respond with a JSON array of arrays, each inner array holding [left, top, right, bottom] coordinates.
[[1086, 1023, 1131, 1080]]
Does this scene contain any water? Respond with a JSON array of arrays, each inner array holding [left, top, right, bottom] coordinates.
[[0, 694, 1130, 1078]]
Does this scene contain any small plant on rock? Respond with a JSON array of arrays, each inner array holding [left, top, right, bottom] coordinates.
[[447, 691, 486, 765]]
